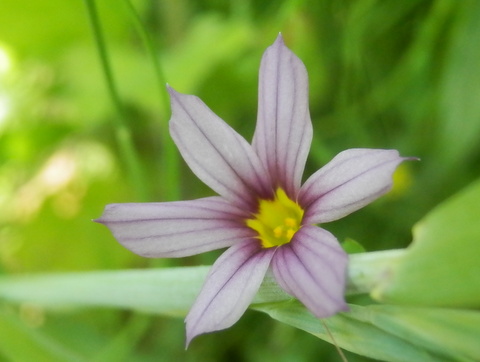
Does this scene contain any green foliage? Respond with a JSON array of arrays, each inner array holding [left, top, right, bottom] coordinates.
[[1, 245, 479, 360], [374, 178, 480, 307], [0, 309, 83, 362], [1, 0, 480, 360], [0, 253, 395, 315], [341, 238, 366, 254], [257, 303, 480, 361]]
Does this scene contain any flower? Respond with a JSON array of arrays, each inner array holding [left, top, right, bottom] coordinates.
[[96, 34, 411, 346]]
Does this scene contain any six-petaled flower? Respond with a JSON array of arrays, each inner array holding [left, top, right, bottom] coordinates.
[[96, 34, 412, 346]]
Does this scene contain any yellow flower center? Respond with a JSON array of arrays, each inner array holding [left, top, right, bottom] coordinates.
[[246, 188, 304, 248]]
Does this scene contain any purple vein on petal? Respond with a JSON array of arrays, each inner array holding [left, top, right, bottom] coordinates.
[[253, 34, 312, 197], [171, 129, 254, 206], [98, 196, 249, 222], [272, 226, 348, 318], [294, 227, 346, 284], [185, 240, 275, 346], [299, 148, 409, 224], [96, 197, 254, 258], [168, 87, 272, 208], [290, 242, 345, 306], [275, 243, 338, 308]]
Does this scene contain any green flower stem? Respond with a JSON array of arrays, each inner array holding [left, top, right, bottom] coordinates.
[[121, 0, 181, 201], [84, 0, 149, 201]]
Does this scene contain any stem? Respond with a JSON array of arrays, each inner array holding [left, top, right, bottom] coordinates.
[[121, 0, 181, 201], [322, 320, 348, 362], [83, 0, 149, 201]]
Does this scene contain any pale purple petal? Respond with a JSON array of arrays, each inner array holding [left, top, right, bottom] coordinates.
[[95, 197, 254, 258], [272, 225, 348, 318], [185, 240, 275, 346], [168, 87, 273, 209], [252, 34, 313, 197], [299, 148, 410, 224]]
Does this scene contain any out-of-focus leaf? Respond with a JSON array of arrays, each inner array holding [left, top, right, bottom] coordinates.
[[0, 267, 211, 317], [163, 14, 253, 91], [0, 267, 289, 317], [0, 309, 84, 362], [91, 314, 150, 362], [438, 1, 480, 166], [369, 305, 480, 361], [0, 0, 126, 59], [256, 302, 480, 362], [373, 178, 480, 307], [3, 264, 476, 362], [341, 237, 366, 254], [0, 252, 404, 315]]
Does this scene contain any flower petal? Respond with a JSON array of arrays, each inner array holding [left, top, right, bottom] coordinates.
[[272, 225, 348, 318], [252, 34, 313, 197], [168, 87, 272, 209], [299, 148, 410, 224], [185, 240, 275, 346], [95, 197, 253, 258]]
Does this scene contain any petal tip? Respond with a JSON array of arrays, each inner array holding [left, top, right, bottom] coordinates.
[[93, 206, 111, 224], [185, 330, 194, 350], [404, 156, 420, 162], [167, 85, 178, 96], [272, 33, 287, 51], [274, 33, 284, 44], [185, 316, 208, 349]]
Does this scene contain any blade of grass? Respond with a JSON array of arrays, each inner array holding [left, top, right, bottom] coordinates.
[[83, 0, 149, 201], [0, 250, 406, 314], [121, 0, 180, 201]]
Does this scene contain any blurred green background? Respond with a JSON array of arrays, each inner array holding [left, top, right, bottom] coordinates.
[[1, 0, 479, 360]]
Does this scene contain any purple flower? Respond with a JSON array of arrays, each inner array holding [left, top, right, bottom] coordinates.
[[97, 35, 410, 346]]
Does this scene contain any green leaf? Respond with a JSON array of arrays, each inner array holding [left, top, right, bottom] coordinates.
[[373, 178, 480, 307], [0, 252, 404, 315], [255, 303, 480, 362], [1, 252, 478, 361], [438, 1, 480, 166], [0, 267, 211, 317], [368, 306, 480, 361], [0, 267, 293, 317], [341, 237, 366, 254]]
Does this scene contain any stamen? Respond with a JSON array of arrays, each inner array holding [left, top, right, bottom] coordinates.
[[246, 188, 304, 248], [285, 229, 296, 239], [284, 217, 297, 227], [273, 226, 284, 238]]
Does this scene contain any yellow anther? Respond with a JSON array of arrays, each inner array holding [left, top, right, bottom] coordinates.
[[273, 226, 284, 238], [285, 228, 296, 240], [284, 217, 297, 228], [245, 188, 304, 248]]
